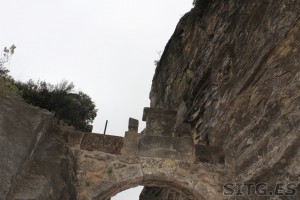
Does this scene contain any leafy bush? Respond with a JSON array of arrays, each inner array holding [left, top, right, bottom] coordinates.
[[0, 45, 19, 97], [0, 77, 19, 96], [15, 80, 98, 131], [0, 45, 98, 131]]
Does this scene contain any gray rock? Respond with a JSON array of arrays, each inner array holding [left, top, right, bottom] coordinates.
[[148, 0, 300, 199], [0, 96, 77, 200]]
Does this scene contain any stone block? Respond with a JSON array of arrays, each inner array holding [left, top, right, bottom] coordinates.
[[115, 165, 143, 182], [128, 118, 139, 132], [121, 131, 138, 156], [80, 133, 124, 154], [142, 107, 177, 137], [121, 118, 139, 156], [140, 158, 177, 179], [138, 135, 194, 161]]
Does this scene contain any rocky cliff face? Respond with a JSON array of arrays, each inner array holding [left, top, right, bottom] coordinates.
[[146, 0, 300, 199], [1, 1, 300, 199], [0, 96, 77, 200]]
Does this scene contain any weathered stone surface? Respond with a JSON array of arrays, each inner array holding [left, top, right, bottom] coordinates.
[[122, 131, 138, 155], [122, 118, 139, 156], [138, 135, 194, 161], [67, 129, 84, 147], [175, 123, 192, 137], [195, 144, 224, 164], [149, 0, 300, 199], [0, 97, 223, 200], [140, 186, 191, 200], [128, 117, 139, 132], [138, 107, 195, 161], [2, 1, 300, 199], [76, 150, 222, 200], [0, 96, 77, 200], [80, 133, 124, 154], [143, 107, 177, 136]]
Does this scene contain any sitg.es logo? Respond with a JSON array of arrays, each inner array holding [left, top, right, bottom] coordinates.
[[223, 182, 298, 196]]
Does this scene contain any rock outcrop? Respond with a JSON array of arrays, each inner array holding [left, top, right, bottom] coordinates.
[[147, 0, 300, 199], [0, 96, 77, 200], [1, 0, 300, 199]]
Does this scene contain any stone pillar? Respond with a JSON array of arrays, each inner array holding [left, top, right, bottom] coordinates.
[[142, 107, 177, 136], [121, 118, 139, 156], [138, 107, 194, 162]]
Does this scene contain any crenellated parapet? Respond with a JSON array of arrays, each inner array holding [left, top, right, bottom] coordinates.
[[122, 107, 195, 162], [66, 107, 228, 165], [121, 118, 139, 155], [65, 107, 225, 199]]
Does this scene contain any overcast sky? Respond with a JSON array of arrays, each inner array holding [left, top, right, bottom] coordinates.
[[1, 0, 192, 199]]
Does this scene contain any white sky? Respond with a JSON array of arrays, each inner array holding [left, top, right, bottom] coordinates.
[[1, 0, 193, 199]]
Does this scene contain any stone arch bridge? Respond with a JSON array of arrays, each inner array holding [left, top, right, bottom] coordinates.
[[67, 108, 226, 200]]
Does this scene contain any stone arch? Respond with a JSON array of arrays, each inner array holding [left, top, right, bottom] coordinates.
[[76, 151, 223, 200], [99, 178, 202, 200], [71, 108, 225, 200]]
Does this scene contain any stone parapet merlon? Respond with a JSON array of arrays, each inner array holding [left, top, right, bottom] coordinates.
[[142, 107, 177, 136], [121, 118, 139, 155], [122, 107, 195, 162]]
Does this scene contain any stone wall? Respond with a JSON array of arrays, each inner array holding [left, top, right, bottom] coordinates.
[[80, 133, 124, 154], [74, 150, 224, 200], [66, 128, 124, 155], [1, 1, 300, 199], [0, 96, 77, 200]]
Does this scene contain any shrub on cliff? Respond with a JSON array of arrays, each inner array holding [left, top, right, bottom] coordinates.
[[0, 45, 16, 78], [15, 80, 97, 131], [0, 77, 19, 96], [0, 45, 97, 131], [0, 45, 19, 97], [192, 0, 210, 8]]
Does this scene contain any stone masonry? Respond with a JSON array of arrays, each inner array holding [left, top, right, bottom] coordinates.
[[66, 107, 225, 199]]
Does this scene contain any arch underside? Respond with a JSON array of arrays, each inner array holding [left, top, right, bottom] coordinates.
[[99, 178, 204, 200], [76, 150, 223, 200]]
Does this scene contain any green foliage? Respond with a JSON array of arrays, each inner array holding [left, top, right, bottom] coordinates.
[[86, 181, 91, 187], [106, 167, 112, 174], [0, 45, 19, 97], [0, 77, 20, 96], [0, 45, 16, 78], [15, 80, 97, 131], [0, 44, 97, 131]]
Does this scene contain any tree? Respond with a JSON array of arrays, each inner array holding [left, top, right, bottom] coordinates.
[[0, 45, 16, 78], [15, 80, 98, 131], [0, 45, 19, 96]]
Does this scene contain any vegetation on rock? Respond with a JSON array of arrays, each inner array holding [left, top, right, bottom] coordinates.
[[0, 45, 16, 78], [0, 45, 97, 132], [0, 45, 19, 97], [15, 80, 97, 131], [192, 0, 210, 8]]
